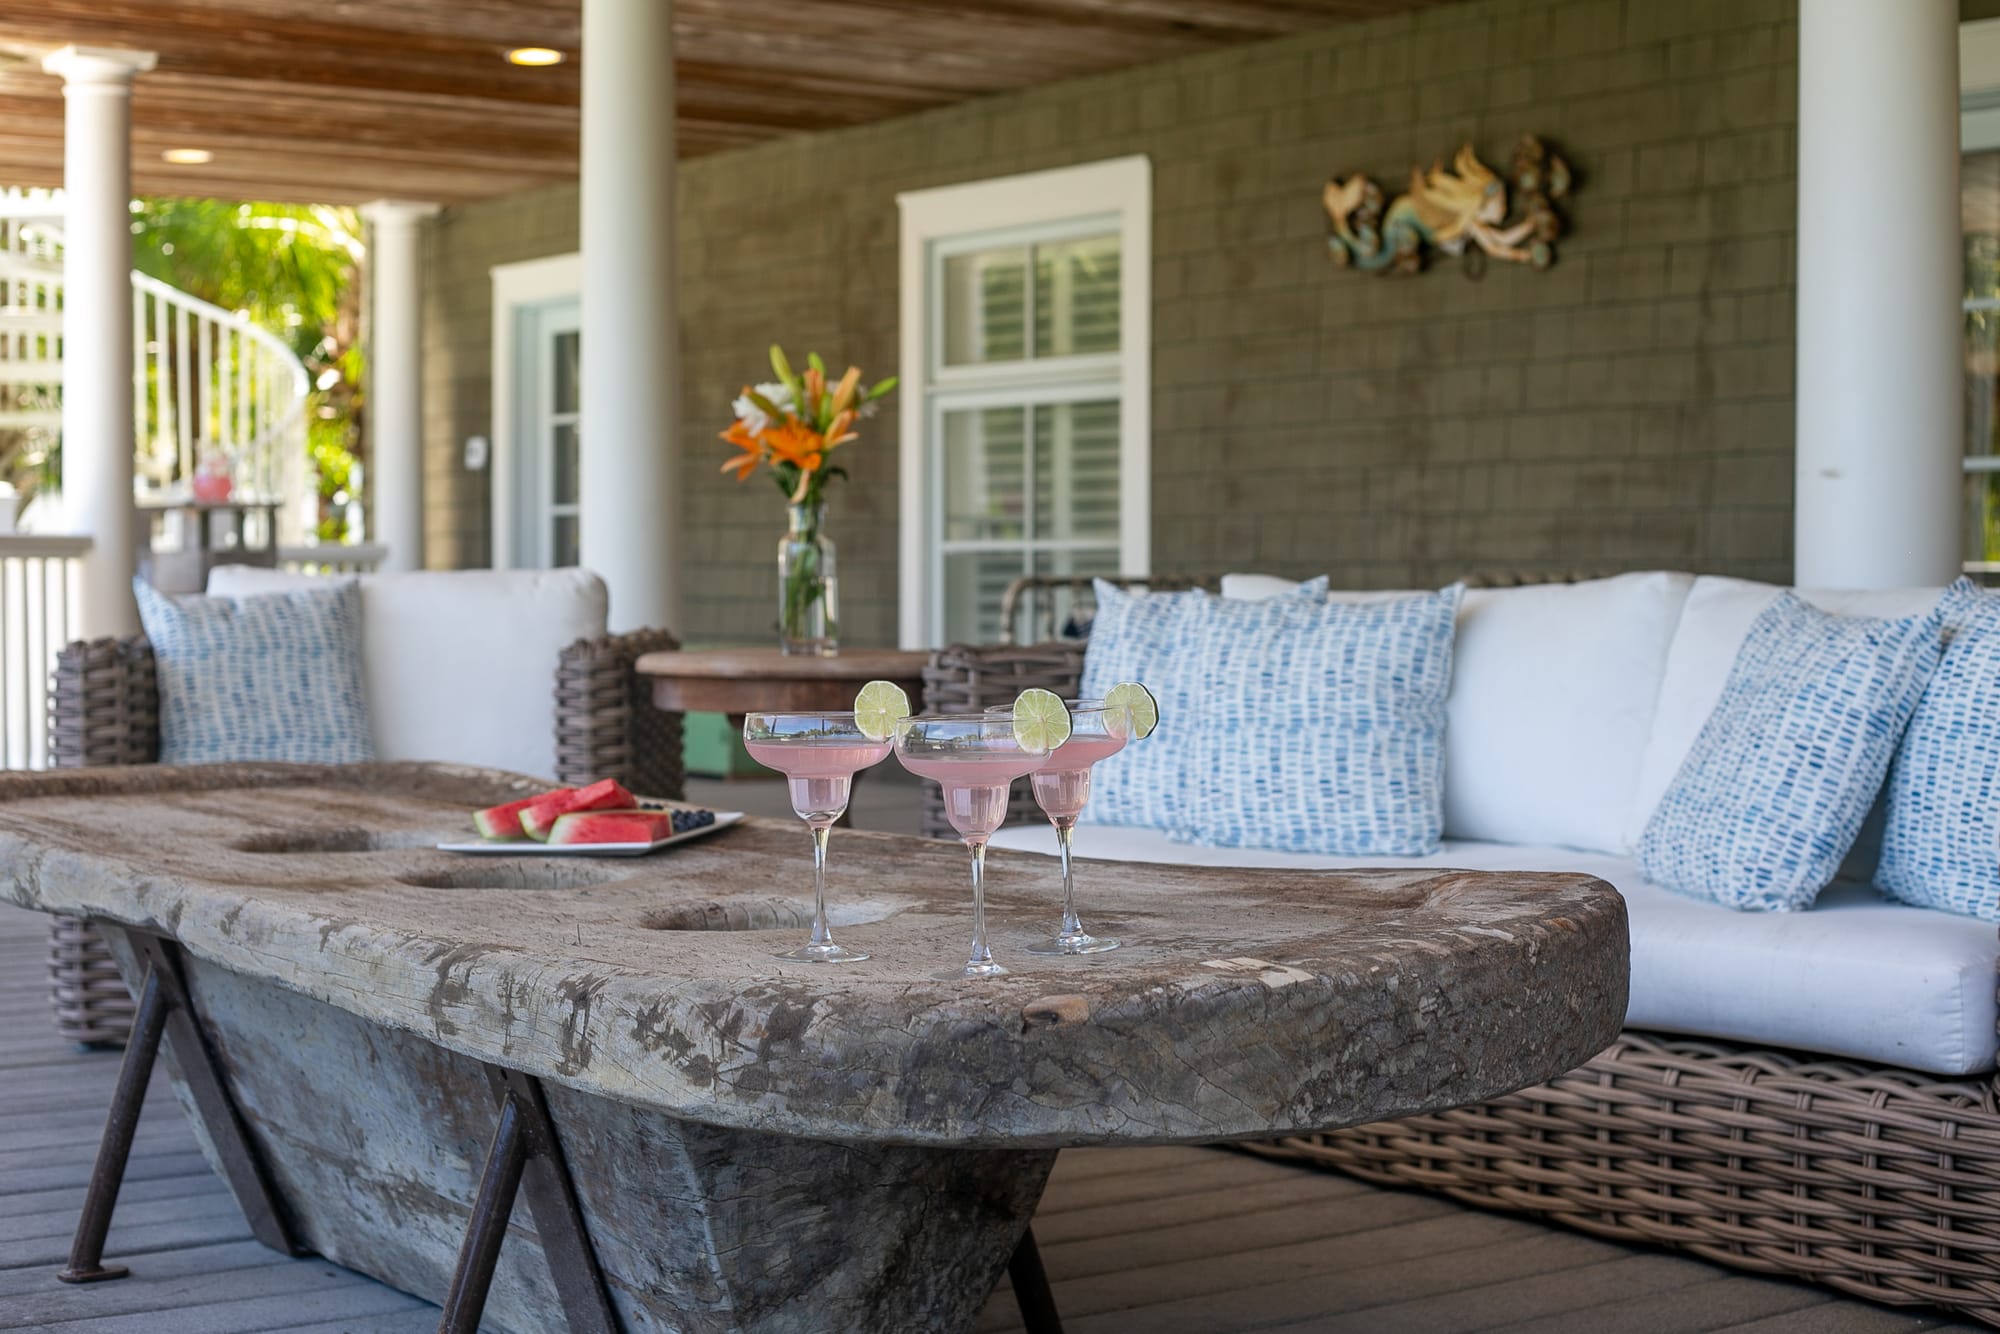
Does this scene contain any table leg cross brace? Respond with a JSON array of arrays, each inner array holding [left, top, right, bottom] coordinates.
[[439, 1064, 621, 1334], [59, 928, 304, 1284]]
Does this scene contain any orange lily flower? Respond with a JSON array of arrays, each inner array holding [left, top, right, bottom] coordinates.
[[830, 366, 861, 416], [822, 408, 858, 451], [764, 420, 827, 475], [718, 420, 764, 480]]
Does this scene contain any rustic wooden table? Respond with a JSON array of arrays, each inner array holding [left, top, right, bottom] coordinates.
[[635, 645, 930, 716], [0, 763, 1628, 1334]]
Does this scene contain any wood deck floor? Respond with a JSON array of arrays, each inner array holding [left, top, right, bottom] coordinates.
[[0, 892, 1988, 1333]]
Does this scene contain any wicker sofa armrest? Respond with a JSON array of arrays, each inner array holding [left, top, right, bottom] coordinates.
[[554, 626, 685, 800], [47, 635, 157, 1047], [50, 635, 160, 770], [917, 641, 1088, 840]]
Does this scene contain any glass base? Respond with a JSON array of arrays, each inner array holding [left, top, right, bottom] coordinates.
[[1024, 934, 1121, 956], [776, 942, 870, 963], [935, 961, 1008, 980]]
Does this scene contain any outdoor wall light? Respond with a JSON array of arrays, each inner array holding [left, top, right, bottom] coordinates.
[[504, 47, 565, 66], [161, 148, 212, 165]]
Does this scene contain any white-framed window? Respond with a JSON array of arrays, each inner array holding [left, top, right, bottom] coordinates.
[[896, 157, 1151, 647]]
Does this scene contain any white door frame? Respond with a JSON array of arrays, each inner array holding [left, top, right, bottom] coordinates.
[[490, 252, 582, 569], [896, 156, 1152, 648]]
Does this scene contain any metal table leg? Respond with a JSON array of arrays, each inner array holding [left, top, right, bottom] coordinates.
[[438, 1064, 619, 1334], [59, 927, 303, 1283], [1010, 1226, 1064, 1333]]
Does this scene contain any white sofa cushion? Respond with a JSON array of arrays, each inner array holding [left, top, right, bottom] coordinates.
[[1443, 573, 1691, 855], [1624, 576, 1950, 849], [987, 822, 2000, 1075], [206, 566, 609, 780], [1220, 572, 1311, 601], [1221, 573, 1421, 606]]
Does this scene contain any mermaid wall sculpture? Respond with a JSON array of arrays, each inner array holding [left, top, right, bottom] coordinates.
[[1323, 136, 1571, 276]]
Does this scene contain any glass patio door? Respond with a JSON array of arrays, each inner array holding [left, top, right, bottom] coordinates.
[[512, 297, 581, 568]]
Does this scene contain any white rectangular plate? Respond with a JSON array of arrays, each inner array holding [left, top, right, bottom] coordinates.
[[437, 811, 744, 857]]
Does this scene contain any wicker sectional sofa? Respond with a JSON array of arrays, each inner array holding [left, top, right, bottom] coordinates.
[[927, 571, 2000, 1327], [44, 567, 684, 1047]]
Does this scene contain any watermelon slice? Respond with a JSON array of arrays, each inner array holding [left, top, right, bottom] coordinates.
[[519, 778, 635, 842], [473, 791, 562, 841], [546, 809, 678, 846]]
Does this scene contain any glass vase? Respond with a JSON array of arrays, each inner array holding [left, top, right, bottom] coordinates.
[[777, 500, 839, 656]]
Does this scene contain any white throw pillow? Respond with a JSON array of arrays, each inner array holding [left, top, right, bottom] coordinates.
[[1220, 572, 1313, 601], [1442, 573, 1692, 854], [207, 566, 609, 780], [1220, 572, 1423, 605], [1624, 576, 1949, 849]]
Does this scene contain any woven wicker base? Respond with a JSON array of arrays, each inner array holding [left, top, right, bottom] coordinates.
[[47, 915, 134, 1046], [1248, 1031, 2000, 1327]]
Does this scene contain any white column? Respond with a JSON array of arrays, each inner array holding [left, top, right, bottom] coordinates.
[[43, 46, 155, 637], [361, 200, 438, 574], [1795, 0, 1962, 588], [579, 0, 680, 632]]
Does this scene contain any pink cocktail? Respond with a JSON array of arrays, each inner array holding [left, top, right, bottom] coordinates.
[[743, 739, 892, 821], [898, 749, 1046, 838], [1001, 702, 1128, 955], [743, 713, 893, 964], [1027, 731, 1126, 821], [893, 716, 1052, 979]]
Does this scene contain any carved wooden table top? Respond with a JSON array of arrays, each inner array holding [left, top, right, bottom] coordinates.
[[0, 763, 1628, 1149], [634, 645, 930, 715]]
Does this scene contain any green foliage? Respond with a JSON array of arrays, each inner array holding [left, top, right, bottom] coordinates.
[[129, 198, 364, 539]]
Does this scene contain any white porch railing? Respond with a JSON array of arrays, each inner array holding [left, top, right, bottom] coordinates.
[[277, 542, 386, 575], [128, 270, 313, 543], [0, 534, 86, 770]]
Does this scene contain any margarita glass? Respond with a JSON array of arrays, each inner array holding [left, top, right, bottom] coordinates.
[[893, 715, 1051, 978], [743, 712, 892, 963], [991, 700, 1127, 954]]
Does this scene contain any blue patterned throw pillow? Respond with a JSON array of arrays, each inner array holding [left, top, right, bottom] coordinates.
[[1877, 580, 2000, 918], [1638, 592, 1948, 911], [134, 577, 374, 765], [1082, 576, 1327, 831], [1182, 586, 1464, 856]]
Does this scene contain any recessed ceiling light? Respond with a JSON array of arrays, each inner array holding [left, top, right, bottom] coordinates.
[[505, 47, 564, 67], [161, 148, 212, 165]]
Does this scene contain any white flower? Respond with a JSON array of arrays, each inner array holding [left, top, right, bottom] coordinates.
[[731, 381, 794, 434]]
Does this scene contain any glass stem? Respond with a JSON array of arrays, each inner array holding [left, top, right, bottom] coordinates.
[[967, 838, 993, 968], [809, 820, 834, 948], [1055, 818, 1083, 939]]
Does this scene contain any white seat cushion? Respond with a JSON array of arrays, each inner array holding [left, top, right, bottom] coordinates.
[[988, 823, 2000, 1075], [206, 566, 609, 780], [1443, 573, 1691, 854], [1626, 576, 1950, 849]]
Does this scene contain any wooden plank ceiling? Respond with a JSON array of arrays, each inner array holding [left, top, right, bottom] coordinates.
[[0, 0, 1462, 205]]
